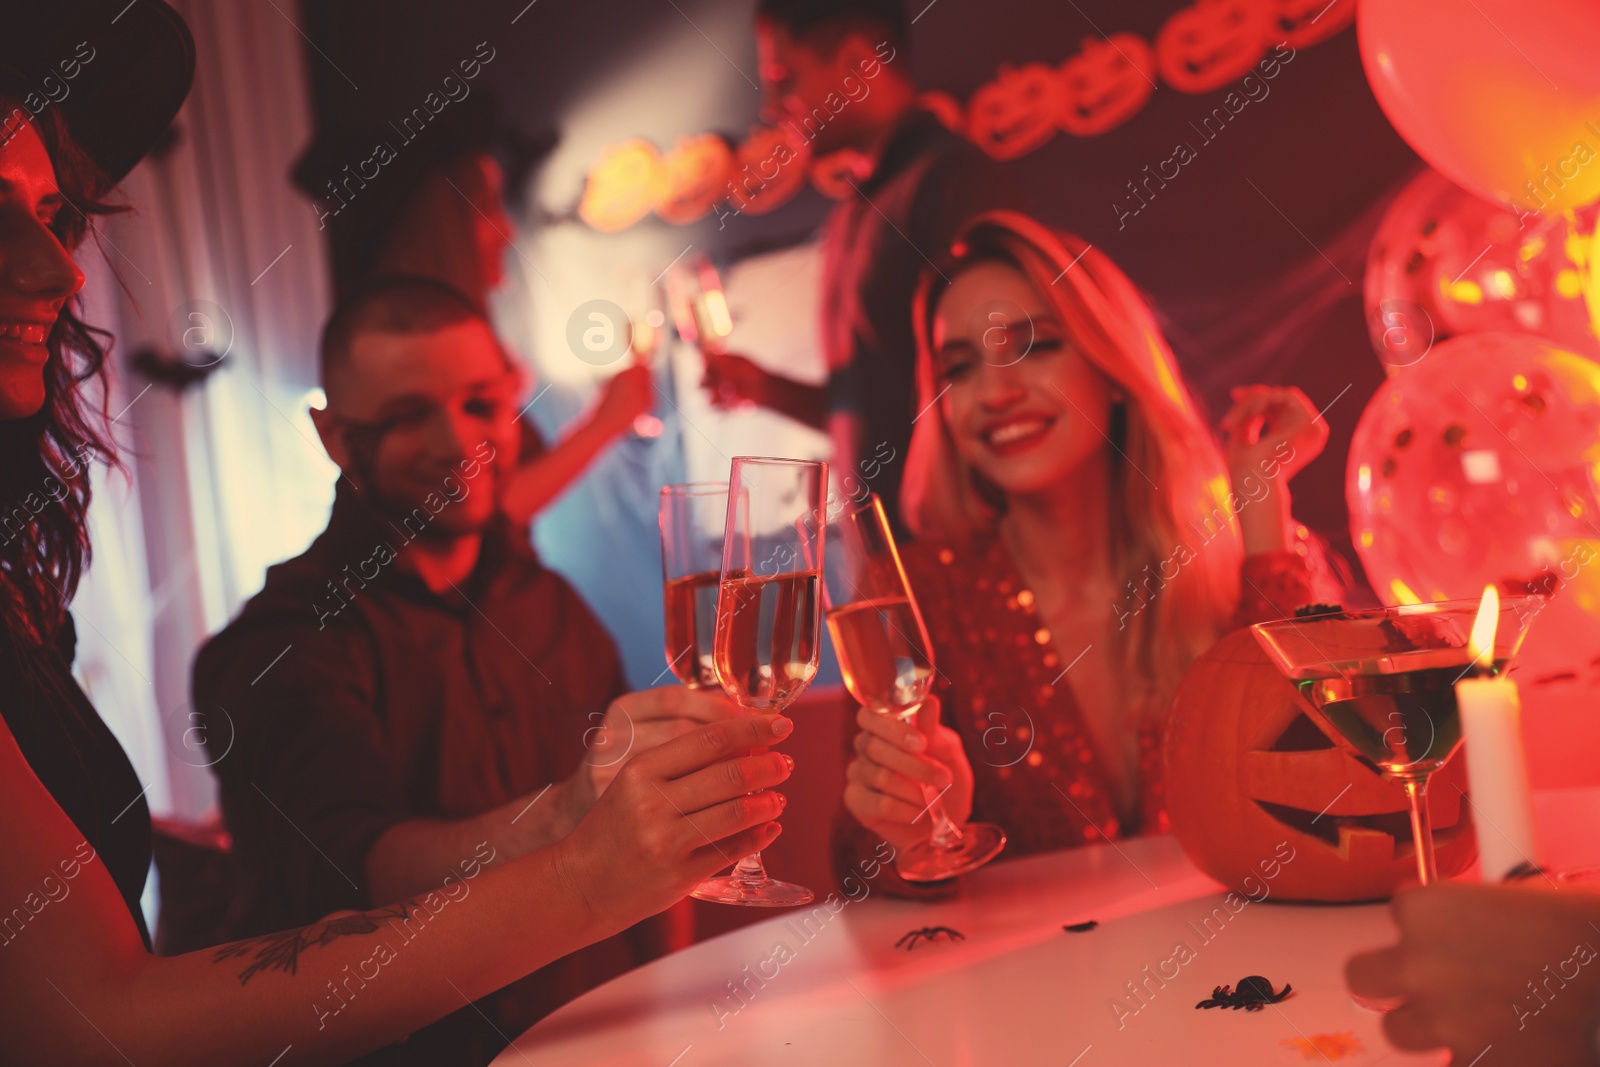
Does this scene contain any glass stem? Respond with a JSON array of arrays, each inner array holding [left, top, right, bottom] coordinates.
[[920, 786, 966, 851], [1400, 774, 1437, 886], [731, 851, 769, 886], [732, 741, 772, 886], [894, 703, 966, 851]]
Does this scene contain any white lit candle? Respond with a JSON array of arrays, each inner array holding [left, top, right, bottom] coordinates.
[[1456, 585, 1539, 881]]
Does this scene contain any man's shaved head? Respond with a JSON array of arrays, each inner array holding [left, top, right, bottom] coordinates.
[[309, 273, 521, 542], [319, 275, 489, 405]]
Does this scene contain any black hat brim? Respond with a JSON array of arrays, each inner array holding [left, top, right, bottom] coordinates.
[[2, 0, 195, 184]]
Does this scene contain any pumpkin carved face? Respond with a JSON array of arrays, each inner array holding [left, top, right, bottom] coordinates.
[[1163, 628, 1476, 902], [579, 138, 662, 233], [1274, 0, 1356, 48], [652, 134, 735, 226], [966, 63, 1060, 161], [1057, 34, 1157, 138], [728, 125, 809, 217], [1155, 0, 1272, 94]]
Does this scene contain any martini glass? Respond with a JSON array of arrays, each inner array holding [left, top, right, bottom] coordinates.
[[1251, 597, 1536, 887]]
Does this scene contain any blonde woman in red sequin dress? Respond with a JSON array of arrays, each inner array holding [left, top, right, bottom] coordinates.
[[835, 212, 1337, 896]]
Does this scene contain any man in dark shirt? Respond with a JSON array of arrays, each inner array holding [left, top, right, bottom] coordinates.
[[194, 277, 726, 1065], [704, 0, 1022, 533]]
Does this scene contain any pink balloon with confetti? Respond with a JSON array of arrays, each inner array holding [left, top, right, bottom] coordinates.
[[1365, 168, 1600, 373], [1348, 333, 1600, 785]]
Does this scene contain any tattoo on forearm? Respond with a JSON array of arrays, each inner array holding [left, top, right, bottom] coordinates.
[[213, 904, 416, 985]]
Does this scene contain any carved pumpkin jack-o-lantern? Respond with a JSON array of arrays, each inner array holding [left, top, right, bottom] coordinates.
[[1274, 0, 1356, 49], [579, 138, 662, 233], [1155, 0, 1272, 95], [1163, 628, 1476, 902], [1057, 34, 1157, 138], [966, 63, 1060, 161], [652, 133, 735, 226]]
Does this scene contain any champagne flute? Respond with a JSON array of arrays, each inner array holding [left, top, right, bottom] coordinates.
[[666, 255, 744, 409], [621, 267, 666, 438], [694, 456, 826, 907], [659, 482, 727, 689], [824, 494, 1007, 881]]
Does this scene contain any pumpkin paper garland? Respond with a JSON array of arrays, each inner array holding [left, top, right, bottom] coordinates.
[[727, 124, 811, 217], [1273, 0, 1356, 49], [576, 0, 1365, 228], [1162, 628, 1476, 902], [579, 138, 662, 233], [809, 148, 869, 202], [652, 133, 736, 225], [966, 62, 1062, 161], [1155, 0, 1276, 95], [1057, 34, 1158, 138]]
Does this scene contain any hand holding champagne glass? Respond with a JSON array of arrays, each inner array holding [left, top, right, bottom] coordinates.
[[825, 494, 1006, 881]]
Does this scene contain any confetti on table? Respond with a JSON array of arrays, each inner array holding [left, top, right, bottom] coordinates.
[[1280, 1032, 1363, 1060]]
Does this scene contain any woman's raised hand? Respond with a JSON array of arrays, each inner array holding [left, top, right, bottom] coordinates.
[[842, 697, 975, 855], [1219, 384, 1329, 555], [1219, 383, 1328, 485]]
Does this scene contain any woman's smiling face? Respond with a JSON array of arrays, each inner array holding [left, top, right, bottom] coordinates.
[[930, 259, 1118, 499], [0, 117, 84, 419]]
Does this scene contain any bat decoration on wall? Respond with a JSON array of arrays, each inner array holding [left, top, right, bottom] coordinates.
[[130, 345, 227, 392]]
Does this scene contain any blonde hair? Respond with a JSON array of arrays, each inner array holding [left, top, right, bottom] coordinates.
[[902, 212, 1243, 724]]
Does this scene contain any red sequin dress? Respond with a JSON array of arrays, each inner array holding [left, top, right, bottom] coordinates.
[[832, 534, 1322, 898]]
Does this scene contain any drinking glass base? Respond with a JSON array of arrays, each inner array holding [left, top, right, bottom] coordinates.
[[896, 823, 1007, 883], [1351, 992, 1405, 1013], [690, 874, 814, 907]]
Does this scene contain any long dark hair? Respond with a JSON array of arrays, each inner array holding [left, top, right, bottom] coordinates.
[[0, 71, 121, 648]]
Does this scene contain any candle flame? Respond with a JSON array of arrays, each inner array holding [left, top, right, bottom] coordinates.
[[1467, 585, 1499, 670]]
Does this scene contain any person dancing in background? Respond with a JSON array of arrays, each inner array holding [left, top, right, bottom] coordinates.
[[705, 0, 1022, 535], [835, 212, 1338, 896], [0, 10, 792, 1064]]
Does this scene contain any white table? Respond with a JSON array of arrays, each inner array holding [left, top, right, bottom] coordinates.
[[496, 789, 1600, 1066]]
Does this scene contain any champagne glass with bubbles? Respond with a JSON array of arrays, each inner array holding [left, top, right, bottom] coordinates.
[[693, 457, 826, 906], [659, 483, 727, 690], [824, 494, 1006, 881]]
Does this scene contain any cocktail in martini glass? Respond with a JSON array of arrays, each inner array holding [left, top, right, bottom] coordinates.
[[1252, 596, 1536, 886]]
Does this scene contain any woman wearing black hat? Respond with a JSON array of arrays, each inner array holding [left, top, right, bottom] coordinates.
[[0, 6, 791, 1064]]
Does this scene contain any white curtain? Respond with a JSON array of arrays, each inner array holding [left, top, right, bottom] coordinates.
[[73, 0, 335, 821]]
